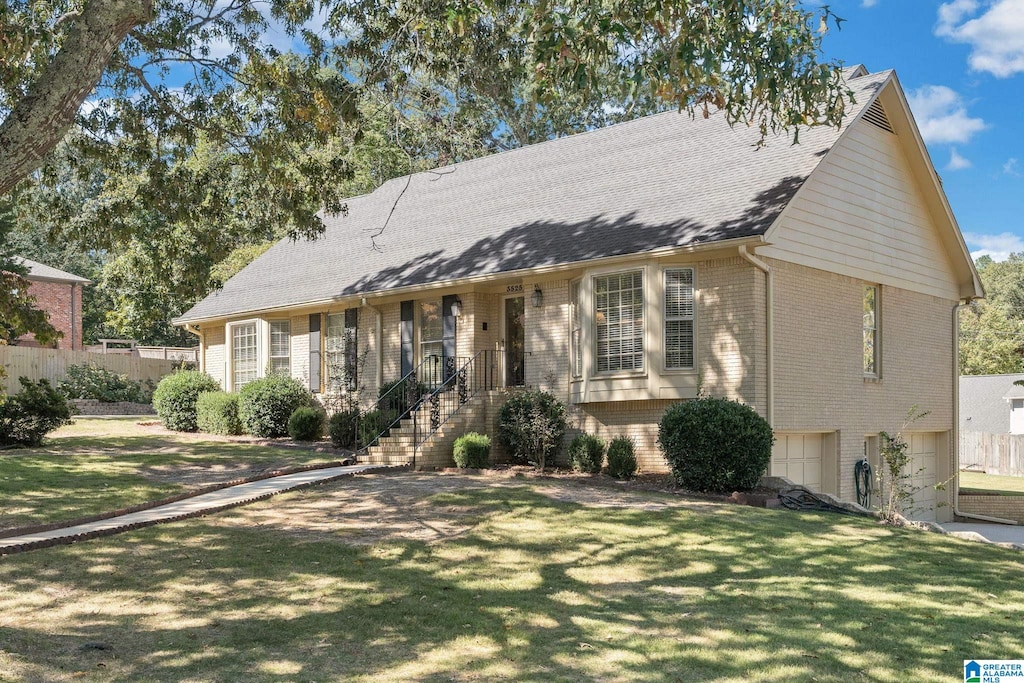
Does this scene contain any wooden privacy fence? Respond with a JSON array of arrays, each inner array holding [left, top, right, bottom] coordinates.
[[0, 346, 180, 394], [960, 431, 1024, 477]]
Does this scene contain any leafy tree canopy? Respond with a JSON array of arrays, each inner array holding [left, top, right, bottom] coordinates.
[[960, 254, 1024, 376]]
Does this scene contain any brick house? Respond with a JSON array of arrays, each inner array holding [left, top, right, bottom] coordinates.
[[14, 257, 89, 350], [177, 66, 982, 521]]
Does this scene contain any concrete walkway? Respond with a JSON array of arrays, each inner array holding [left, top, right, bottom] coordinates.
[[940, 522, 1024, 550], [0, 464, 386, 554]]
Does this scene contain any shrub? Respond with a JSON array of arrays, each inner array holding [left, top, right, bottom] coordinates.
[[0, 378, 73, 448], [606, 436, 638, 480], [288, 406, 325, 441], [152, 370, 220, 432], [58, 363, 152, 403], [659, 397, 774, 493], [496, 390, 566, 470], [329, 408, 360, 449], [377, 378, 429, 416], [568, 433, 606, 474], [453, 432, 491, 468], [358, 408, 398, 448], [238, 374, 318, 438], [196, 391, 242, 435]]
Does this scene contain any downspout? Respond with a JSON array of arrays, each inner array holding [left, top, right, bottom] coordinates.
[[361, 297, 384, 390], [738, 245, 773, 427], [184, 323, 205, 374], [951, 300, 1018, 525]]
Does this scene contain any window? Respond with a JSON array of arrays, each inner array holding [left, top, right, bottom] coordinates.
[[419, 300, 443, 360], [570, 280, 582, 378], [664, 268, 695, 369], [231, 322, 258, 389], [594, 271, 644, 372], [269, 321, 291, 375], [325, 309, 358, 391], [863, 285, 879, 376]]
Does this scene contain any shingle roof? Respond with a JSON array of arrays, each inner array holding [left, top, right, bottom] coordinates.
[[960, 374, 1024, 434], [177, 68, 889, 324], [15, 257, 91, 284]]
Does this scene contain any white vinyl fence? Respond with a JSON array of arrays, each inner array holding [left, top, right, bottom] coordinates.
[[960, 431, 1024, 477], [0, 346, 180, 394]]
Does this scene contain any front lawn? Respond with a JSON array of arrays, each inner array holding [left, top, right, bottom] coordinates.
[[0, 473, 1019, 682], [960, 471, 1024, 496], [0, 417, 341, 531]]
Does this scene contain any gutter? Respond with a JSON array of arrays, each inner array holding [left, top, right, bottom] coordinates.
[[360, 297, 384, 390], [183, 323, 205, 374], [950, 300, 1018, 525], [738, 245, 773, 427]]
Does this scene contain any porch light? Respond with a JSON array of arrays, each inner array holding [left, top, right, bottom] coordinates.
[[451, 295, 463, 317], [531, 286, 543, 308]]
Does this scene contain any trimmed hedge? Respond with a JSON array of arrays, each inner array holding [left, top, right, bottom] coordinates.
[[0, 378, 73, 448], [196, 391, 242, 435], [659, 396, 774, 493], [329, 408, 360, 449], [453, 432, 491, 468], [288, 406, 325, 441], [238, 375, 318, 438], [496, 390, 566, 469], [568, 433, 605, 474], [606, 436, 638, 480], [152, 370, 220, 432]]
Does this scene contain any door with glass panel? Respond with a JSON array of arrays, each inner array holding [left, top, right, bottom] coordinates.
[[503, 296, 525, 386]]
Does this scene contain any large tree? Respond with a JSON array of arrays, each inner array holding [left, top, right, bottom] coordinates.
[[960, 255, 1024, 375], [0, 200, 60, 346]]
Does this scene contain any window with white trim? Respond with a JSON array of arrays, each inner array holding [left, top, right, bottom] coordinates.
[[594, 270, 644, 372], [570, 280, 582, 378], [269, 320, 291, 375], [664, 268, 695, 369], [231, 322, 258, 389], [863, 285, 879, 376], [419, 300, 443, 360], [325, 310, 357, 392]]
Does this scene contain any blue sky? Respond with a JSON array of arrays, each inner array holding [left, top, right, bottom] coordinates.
[[816, 0, 1024, 261]]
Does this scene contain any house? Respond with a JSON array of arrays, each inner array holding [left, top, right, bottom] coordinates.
[[176, 66, 983, 521], [960, 374, 1024, 436], [14, 257, 89, 350]]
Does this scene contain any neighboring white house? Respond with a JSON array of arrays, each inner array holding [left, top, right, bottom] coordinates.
[[960, 374, 1024, 435]]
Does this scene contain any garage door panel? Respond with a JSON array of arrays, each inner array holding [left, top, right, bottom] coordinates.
[[904, 432, 938, 522], [771, 434, 822, 491]]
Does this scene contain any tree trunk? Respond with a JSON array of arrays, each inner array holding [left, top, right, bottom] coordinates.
[[0, 0, 154, 196]]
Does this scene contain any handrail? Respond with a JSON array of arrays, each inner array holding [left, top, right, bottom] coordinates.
[[413, 350, 500, 462]]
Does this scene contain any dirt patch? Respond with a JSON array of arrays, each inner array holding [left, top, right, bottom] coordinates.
[[213, 471, 727, 546]]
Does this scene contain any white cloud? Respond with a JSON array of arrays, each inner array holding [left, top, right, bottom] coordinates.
[[964, 231, 1024, 261], [862, 0, 878, 6], [936, 0, 1024, 77], [1004, 158, 1021, 176], [906, 85, 986, 144], [948, 148, 972, 170]]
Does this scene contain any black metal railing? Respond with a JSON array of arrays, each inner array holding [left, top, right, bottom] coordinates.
[[412, 350, 500, 463]]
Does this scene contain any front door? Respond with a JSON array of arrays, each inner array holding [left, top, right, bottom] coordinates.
[[504, 296, 525, 386]]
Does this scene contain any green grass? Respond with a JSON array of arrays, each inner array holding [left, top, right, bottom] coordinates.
[[0, 481, 1020, 682], [960, 471, 1024, 496], [0, 417, 338, 530]]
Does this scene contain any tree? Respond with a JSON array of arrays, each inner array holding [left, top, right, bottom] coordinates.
[[0, 199, 60, 346], [960, 254, 1024, 375]]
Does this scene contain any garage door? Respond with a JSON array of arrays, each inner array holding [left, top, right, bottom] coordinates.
[[905, 432, 938, 522], [770, 434, 822, 491]]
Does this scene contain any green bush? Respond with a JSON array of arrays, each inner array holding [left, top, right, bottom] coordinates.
[[453, 432, 491, 468], [196, 391, 242, 435], [377, 378, 429, 416], [358, 408, 398, 448], [57, 363, 152, 403], [288, 406, 325, 441], [329, 408, 360, 449], [659, 397, 774, 493], [238, 374, 318, 438], [496, 390, 567, 469], [606, 436, 638, 480], [0, 378, 73, 448], [568, 433, 606, 474], [152, 370, 220, 432]]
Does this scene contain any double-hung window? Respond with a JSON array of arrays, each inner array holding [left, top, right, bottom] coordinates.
[[269, 321, 291, 375], [863, 285, 879, 376], [594, 271, 644, 372], [664, 268, 695, 369], [325, 309, 358, 391], [569, 281, 582, 378], [420, 300, 444, 360], [231, 322, 258, 389]]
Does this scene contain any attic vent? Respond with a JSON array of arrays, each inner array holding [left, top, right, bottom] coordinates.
[[862, 100, 894, 134]]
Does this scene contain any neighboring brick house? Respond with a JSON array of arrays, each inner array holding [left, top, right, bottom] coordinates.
[[14, 258, 89, 350], [177, 65, 983, 521]]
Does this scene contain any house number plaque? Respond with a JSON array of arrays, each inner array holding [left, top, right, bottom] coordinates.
[[506, 284, 524, 293]]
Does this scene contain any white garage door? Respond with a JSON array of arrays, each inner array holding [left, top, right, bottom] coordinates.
[[771, 434, 822, 491], [904, 432, 938, 522]]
